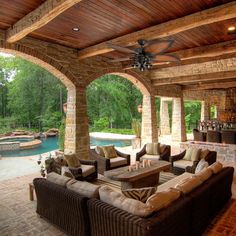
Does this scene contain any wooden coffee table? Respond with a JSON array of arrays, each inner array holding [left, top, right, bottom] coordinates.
[[104, 160, 171, 190]]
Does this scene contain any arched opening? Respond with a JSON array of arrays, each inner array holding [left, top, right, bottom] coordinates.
[[0, 47, 77, 159]]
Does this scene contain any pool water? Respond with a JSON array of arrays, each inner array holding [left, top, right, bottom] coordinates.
[[0, 136, 131, 157], [0, 138, 33, 143]]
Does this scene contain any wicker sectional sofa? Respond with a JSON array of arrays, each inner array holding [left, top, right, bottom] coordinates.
[[34, 166, 234, 236]]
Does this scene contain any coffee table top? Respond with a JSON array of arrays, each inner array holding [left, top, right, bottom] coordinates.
[[104, 160, 171, 182]]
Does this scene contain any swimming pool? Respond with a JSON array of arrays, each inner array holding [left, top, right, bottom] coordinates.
[[0, 137, 34, 143], [0, 136, 131, 157]]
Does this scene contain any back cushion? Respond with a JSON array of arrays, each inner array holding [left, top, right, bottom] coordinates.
[[95, 146, 105, 157], [47, 172, 71, 187], [195, 168, 212, 182], [195, 158, 209, 173], [102, 145, 117, 158], [159, 144, 166, 154], [200, 149, 210, 160], [99, 186, 153, 217], [146, 188, 181, 212], [146, 143, 160, 155], [64, 154, 81, 168], [183, 148, 193, 161], [175, 175, 202, 194], [191, 148, 201, 161], [67, 179, 100, 198]]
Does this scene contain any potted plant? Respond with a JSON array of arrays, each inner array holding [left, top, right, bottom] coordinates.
[[132, 119, 141, 149]]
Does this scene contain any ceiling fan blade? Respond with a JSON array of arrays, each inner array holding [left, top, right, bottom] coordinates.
[[145, 39, 174, 54], [109, 57, 131, 63], [152, 54, 180, 62], [107, 42, 136, 54]]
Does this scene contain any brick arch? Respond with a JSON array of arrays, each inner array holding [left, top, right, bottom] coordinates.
[[86, 69, 151, 95], [0, 41, 75, 89]]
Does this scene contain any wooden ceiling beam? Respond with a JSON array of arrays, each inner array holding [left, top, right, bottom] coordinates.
[[152, 71, 236, 86], [6, 0, 82, 43], [183, 81, 236, 90], [78, 2, 236, 60]]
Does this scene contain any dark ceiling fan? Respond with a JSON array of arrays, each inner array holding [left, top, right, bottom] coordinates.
[[107, 39, 180, 71]]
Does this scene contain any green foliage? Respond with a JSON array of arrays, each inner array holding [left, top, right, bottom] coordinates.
[[93, 117, 109, 131], [58, 118, 65, 151], [132, 119, 141, 138], [90, 128, 133, 135]]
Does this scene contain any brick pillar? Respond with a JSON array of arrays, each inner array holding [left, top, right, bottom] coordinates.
[[160, 98, 171, 135], [141, 95, 158, 144], [201, 101, 210, 121], [172, 97, 187, 141], [64, 86, 89, 159]]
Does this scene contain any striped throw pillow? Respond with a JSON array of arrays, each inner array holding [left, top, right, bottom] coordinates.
[[122, 187, 157, 203]]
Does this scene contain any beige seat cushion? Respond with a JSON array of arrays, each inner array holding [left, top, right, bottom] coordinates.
[[157, 172, 193, 192], [102, 145, 117, 158], [146, 143, 160, 155], [174, 175, 202, 194], [146, 188, 181, 212], [80, 164, 96, 177], [67, 179, 100, 198], [47, 172, 71, 187], [208, 162, 223, 174], [64, 154, 81, 168], [140, 154, 160, 162], [99, 186, 153, 217], [173, 160, 194, 169], [110, 157, 127, 168], [195, 168, 212, 182]]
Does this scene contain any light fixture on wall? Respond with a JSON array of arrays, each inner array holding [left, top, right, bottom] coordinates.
[[72, 26, 80, 32], [137, 104, 143, 113], [63, 103, 67, 113]]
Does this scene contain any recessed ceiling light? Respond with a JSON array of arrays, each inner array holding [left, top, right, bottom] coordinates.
[[228, 26, 235, 31], [72, 27, 80, 32]]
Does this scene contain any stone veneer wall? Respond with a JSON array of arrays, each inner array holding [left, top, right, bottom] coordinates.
[[180, 141, 236, 162], [0, 142, 20, 151]]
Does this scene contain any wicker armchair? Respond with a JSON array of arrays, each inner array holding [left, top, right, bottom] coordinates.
[[170, 150, 217, 175], [45, 157, 98, 181], [90, 148, 130, 174], [193, 129, 206, 142], [136, 144, 171, 162]]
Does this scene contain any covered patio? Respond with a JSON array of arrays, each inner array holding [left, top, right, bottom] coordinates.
[[0, 0, 236, 236]]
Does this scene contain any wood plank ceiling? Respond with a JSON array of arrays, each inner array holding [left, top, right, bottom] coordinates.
[[0, 0, 236, 90]]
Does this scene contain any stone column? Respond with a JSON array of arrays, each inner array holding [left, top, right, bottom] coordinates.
[[201, 101, 210, 121], [141, 95, 158, 144], [64, 86, 89, 159], [172, 97, 187, 141], [160, 98, 171, 135]]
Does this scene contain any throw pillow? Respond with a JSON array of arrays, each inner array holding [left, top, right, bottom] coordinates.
[[102, 145, 117, 158], [67, 179, 100, 198], [146, 188, 181, 212], [122, 187, 157, 203], [191, 148, 201, 161], [47, 172, 71, 187], [195, 159, 209, 174], [174, 175, 202, 194], [99, 186, 153, 217], [64, 154, 81, 168], [61, 166, 74, 179], [183, 148, 193, 161], [200, 149, 210, 160], [95, 146, 105, 157], [195, 168, 212, 182], [159, 144, 166, 154], [208, 162, 223, 174], [54, 156, 67, 166], [146, 143, 160, 155]]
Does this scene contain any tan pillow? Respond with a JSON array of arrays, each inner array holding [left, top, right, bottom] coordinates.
[[99, 186, 153, 217], [95, 146, 105, 157], [174, 175, 202, 194], [146, 188, 181, 212], [208, 162, 223, 174], [195, 159, 209, 173], [67, 179, 100, 198], [122, 187, 156, 203], [200, 149, 210, 160], [195, 168, 212, 182], [159, 144, 166, 154], [191, 148, 201, 161], [102, 145, 117, 158], [47, 172, 71, 187], [64, 154, 81, 168], [183, 148, 193, 161], [146, 143, 160, 155]]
